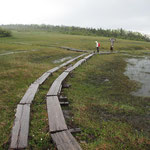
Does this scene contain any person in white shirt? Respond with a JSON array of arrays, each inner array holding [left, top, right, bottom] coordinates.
[[95, 41, 100, 53]]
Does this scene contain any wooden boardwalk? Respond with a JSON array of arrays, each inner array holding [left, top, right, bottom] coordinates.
[[9, 53, 87, 149], [60, 46, 88, 53], [46, 53, 94, 150], [9, 45, 120, 149]]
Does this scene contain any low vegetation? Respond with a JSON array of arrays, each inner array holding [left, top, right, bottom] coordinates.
[[0, 30, 150, 149], [0, 28, 11, 37], [1, 24, 150, 42], [64, 54, 150, 150]]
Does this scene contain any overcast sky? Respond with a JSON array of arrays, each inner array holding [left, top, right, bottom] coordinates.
[[1, 0, 150, 34]]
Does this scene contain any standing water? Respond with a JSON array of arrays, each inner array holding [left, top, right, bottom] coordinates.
[[124, 57, 150, 97]]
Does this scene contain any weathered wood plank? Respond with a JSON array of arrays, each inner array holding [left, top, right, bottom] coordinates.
[[10, 104, 30, 149], [60, 46, 87, 53], [72, 59, 86, 69], [65, 66, 75, 73], [57, 72, 69, 82], [59, 53, 87, 68], [18, 104, 30, 149], [47, 66, 60, 73], [47, 81, 62, 96], [59, 96, 68, 101], [47, 72, 69, 96], [59, 62, 69, 68], [10, 105, 23, 149], [19, 83, 39, 104], [84, 53, 94, 60], [51, 130, 82, 150], [60, 101, 69, 105], [34, 72, 51, 85], [69, 128, 81, 133], [46, 96, 68, 132]]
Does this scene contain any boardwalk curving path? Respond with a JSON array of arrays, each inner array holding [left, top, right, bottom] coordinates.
[[46, 53, 94, 150], [9, 52, 87, 149], [9, 46, 116, 149]]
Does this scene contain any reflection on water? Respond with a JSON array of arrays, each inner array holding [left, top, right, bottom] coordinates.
[[53, 56, 72, 63], [124, 57, 150, 97]]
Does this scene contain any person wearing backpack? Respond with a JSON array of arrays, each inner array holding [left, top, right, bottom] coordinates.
[[95, 41, 100, 53]]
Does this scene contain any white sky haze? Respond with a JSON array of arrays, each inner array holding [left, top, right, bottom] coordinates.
[[1, 0, 150, 34]]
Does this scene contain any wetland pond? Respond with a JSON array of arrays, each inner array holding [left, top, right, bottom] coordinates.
[[124, 57, 150, 97]]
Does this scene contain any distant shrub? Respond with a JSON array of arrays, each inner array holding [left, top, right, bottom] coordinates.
[[1, 24, 150, 42], [0, 28, 12, 37]]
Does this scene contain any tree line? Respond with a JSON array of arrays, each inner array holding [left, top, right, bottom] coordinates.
[[0, 27, 12, 37], [0, 24, 150, 42]]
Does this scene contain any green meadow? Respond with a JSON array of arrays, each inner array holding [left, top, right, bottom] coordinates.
[[0, 31, 150, 149]]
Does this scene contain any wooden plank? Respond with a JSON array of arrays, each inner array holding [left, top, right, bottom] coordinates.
[[84, 53, 94, 60], [60, 102, 69, 105], [59, 62, 69, 68], [10, 105, 23, 149], [59, 96, 68, 101], [59, 54, 85, 68], [58, 72, 69, 81], [72, 59, 85, 69], [60, 46, 87, 53], [69, 128, 81, 133], [65, 66, 75, 73], [18, 104, 30, 149], [34, 72, 51, 85], [10, 104, 30, 149], [47, 80, 62, 96], [74, 53, 87, 59], [46, 96, 68, 132], [47, 66, 60, 73], [47, 72, 69, 96], [51, 130, 82, 150], [19, 83, 39, 104]]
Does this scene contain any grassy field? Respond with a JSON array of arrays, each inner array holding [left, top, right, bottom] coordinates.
[[63, 54, 150, 150], [0, 31, 150, 149]]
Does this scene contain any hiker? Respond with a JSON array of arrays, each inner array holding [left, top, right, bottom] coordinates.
[[109, 38, 116, 52], [95, 41, 100, 53], [110, 45, 113, 52]]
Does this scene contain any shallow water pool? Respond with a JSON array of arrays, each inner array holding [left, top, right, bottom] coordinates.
[[124, 57, 150, 97]]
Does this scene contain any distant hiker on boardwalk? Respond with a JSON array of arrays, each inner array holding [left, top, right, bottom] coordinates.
[[95, 41, 100, 53], [109, 38, 116, 52]]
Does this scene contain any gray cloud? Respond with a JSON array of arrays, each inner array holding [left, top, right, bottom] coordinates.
[[1, 0, 150, 34], [54, 0, 150, 34]]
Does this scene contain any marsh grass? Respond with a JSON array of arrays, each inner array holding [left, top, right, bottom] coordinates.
[[63, 54, 150, 150], [0, 31, 150, 149], [0, 31, 83, 149]]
